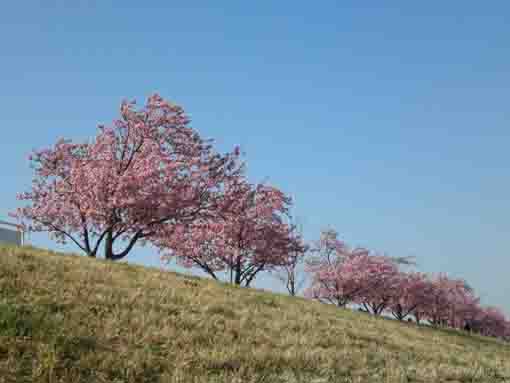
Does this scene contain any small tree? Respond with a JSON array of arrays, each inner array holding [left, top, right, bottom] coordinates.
[[420, 273, 476, 327], [470, 306, 508, 339], [354, 254, 401, 316], [155, 179, 305, 287], [306, 228, 348, 269], [388, 272, 435, 322], [13, 94, 242, 260], [304, 229, 370, 307], [274, 219, 308, 296]]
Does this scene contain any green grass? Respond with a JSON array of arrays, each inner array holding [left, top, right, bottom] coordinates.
[[0, 243, 508, 382]]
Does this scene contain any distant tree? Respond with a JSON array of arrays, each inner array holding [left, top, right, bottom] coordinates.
[[353, 255, 401, 316], [420, 273, 477, 327], [306, 228, 348, 269], [13, 94, 242, 260], [304, 229, 371, 307], [447, 284, 480, 330], [155, 179, 305, 287], [504, 319, 510, 341], [471, 306, 509, 339], [274, 219, 308, 296], [389, 272, 433, 321]]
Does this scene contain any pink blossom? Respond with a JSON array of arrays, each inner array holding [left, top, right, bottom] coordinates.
[[14, 94, 243, 260]]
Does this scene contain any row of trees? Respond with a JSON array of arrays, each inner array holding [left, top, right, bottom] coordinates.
[[302, 229, 510, 340], [13, 94, 509, 341]]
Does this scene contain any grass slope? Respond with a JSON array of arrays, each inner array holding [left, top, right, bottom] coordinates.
[[0, 244, 509, 383]]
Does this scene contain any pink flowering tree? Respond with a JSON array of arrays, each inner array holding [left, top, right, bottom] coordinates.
[[13, 94, 243, 260], [155, 179, 305, 287], [305, 229, 412, 312], [446, 285, 480, 330], [504, 319, 510, 341], [419, 274, 449, 325], [470, 306, 509, 339], [388, 272, 435, 322], [304, 229, 372, 307], [353, 255, 401, 316], [419, 274, 476, 327]]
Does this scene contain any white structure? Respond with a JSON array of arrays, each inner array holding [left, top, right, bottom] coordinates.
[[0, 219, 25, 246]]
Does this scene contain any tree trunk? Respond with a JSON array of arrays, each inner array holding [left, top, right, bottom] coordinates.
[[288, 276, 296, 296], [234, 254, 242, 285], [102, 229, 141, 261], [104, 230, 114, 260]]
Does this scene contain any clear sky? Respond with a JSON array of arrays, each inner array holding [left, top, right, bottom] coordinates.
[[1, 2, 508, 314]]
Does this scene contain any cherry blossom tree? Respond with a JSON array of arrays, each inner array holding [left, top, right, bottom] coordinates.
[[304, 229, 371, 307], [354, 255, 401, 316], [419, 273, 476, 327], [446, 286, 480, 330], [388, 272, 435, 322], [155, 179, 305, 287], [304, 229, 342, 303], [305, 229, 409, 312], [503, 319, 510, 341], [469, 306, 508, 339], [13, 94, 243, 260]]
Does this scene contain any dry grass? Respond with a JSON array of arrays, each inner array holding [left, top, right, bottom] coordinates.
[[0, 243, 508, 383]]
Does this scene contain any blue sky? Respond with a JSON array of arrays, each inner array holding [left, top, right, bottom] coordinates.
[[1, 2, 508, 314]]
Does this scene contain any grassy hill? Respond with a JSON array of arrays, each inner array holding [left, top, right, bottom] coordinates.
[[0, 244, 509, 383]]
